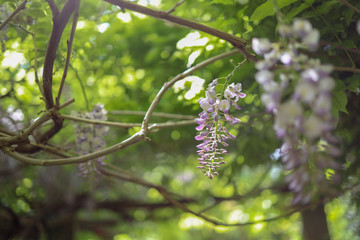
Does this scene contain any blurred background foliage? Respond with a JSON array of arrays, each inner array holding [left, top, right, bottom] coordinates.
[[1, 0, 360, 239]]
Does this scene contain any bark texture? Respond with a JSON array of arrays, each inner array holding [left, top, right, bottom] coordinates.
[[302, 203, 330, 240]]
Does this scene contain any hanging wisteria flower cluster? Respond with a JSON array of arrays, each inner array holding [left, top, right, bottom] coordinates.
[[0, 106, 24, 133], [195, 79, 246, 179], [74, 104, 109, 177], [253, 19, 341, 204]]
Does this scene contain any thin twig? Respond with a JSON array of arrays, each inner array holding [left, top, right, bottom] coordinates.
[[28, 142, 73, 158], [167, 0, 185, 14], [0, 126, 16, 136], [0, 99, 72, 146], [109, 110, 196, 120], [333, 66, 360, 74], [3, 131, 144, 166], [61, 114, 195, 130], [339, 0, 360, 14], [5, 22, 33, 35], [159, 186, 299, 226], [100, 167, 165, 190], [61, 114, 142, 128], [141, 50, 241, 133], [42, 0, 76, 109], [56, 0, 80, 107], [101, 165, 190, 200], [0, 0, 28, 31], [316, 11, 355, 67], [199, 163, 272, 214], [32, 18, 45, 98], [272, 64, 360, 74], [46, 0, 60, 18], [0, 112, 52, 145], [103, 164, 301, 226], [103, 0, 256, 61], [221, 59, 247, 95], [70, 64, 90, 111], [149, 119, 196, 130], [320, 41, 360, 56]]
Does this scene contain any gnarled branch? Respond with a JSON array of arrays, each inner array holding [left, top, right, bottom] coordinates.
[[103, 0, 256, 61]]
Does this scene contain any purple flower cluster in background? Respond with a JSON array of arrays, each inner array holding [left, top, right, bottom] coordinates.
[[195, 79, 245, 179], [74, 104, 109, 177], [0, 106, 24, 132], [253, 19, 340, 204]]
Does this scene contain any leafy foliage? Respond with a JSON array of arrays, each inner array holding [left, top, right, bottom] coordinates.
[[1, 0, 360, 239]]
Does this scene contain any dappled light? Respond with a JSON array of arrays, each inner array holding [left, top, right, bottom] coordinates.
[[1, 0, 360, 239]]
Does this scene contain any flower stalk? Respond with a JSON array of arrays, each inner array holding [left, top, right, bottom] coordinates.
[[195, 79, 245, 179]]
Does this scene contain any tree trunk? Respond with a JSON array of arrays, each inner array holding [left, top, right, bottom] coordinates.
[[301, 202, 330, 240]]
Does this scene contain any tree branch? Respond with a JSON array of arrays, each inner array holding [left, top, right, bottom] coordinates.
[[103, 165, 301, 227], [0, 111, 52, 145], [56, 0, 80, 107], [32, 19, 45, 99], [199, 163, 273, 214], [273, 64, 360, 74], [69, 63, 90, 111], [3, 131, 144, 166], [103, 0, 256, 61], [0, 99, 73, 153], [339, 0, 360, 14], [0, 0, 28, 31], [61, 114, 195, 130], [141, 49, 240, 133], [61, 114, 142, 129], [108, 110, 196, 120], [333, 66, 360, 74], [42, 0, 76, 110], [167, 0, 185, 14], [149, 119, 196, 130], [45, 0, 60, 18]]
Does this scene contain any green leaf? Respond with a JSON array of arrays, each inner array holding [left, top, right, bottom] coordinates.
[[343, 40, 357, 49], [345, 75, 360, 93], [313, 0, 339, 15], [250, 0, 298, 22], [333, 90, 348, 114], [285, 0, 315, 21], [211, 0, 236, 5], [344, 9, 354, 26], [0, 0, 15, 4]]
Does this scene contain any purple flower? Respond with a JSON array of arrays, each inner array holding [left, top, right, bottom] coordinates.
[[199, 111, 208, 119], [253, 18, 339, 204], [206, 89, 217, 105], [280, 51, 293, 65], [75, 104, 108, 178], [301, 68, 320, 82], [199, 98, 213, 112], [252, 38, 272, 55], [292, 19, 312, 38], [225, 114, 241, 126], [195, 117, 206, 125], [225, 83, 246, 101], [278, 24, 293, 38], [219, 99, 230, 113], [255, 70, 274, 85], [302, 29, 320, 51], [195, 79, 246, 178], [222, 126, 236, 139], [195, 123, 205, 131]]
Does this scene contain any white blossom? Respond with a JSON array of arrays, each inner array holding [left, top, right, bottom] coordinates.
[[304, 115, 323, 139]]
